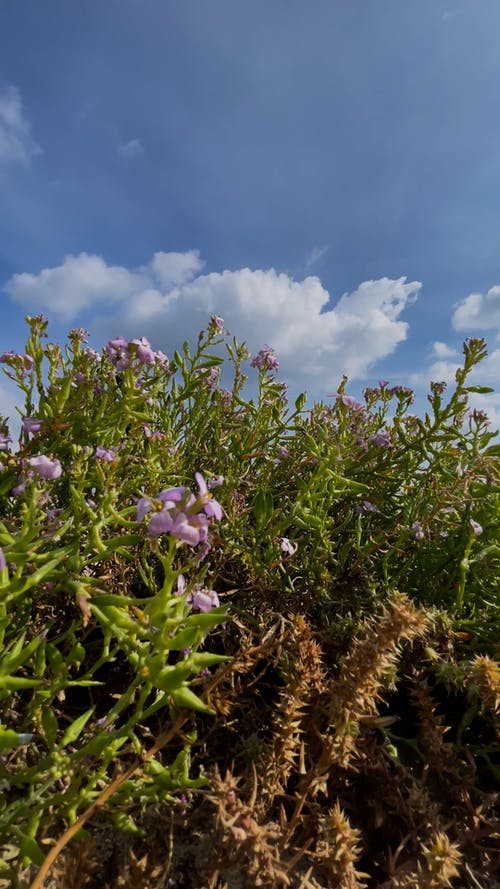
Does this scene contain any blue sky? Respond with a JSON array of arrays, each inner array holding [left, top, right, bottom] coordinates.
[[1, 0, 500, 425]]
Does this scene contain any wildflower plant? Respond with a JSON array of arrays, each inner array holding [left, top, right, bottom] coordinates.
[[0, 314, 499, 887]]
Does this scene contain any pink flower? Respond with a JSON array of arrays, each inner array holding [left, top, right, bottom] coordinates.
[[279, 537, 297, 556], [187, 587, 220, 612], [28, 455, 62, 480]]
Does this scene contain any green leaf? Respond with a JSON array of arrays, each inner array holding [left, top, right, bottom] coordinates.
[[61, 707, 94, 746], [42, 707, 59, 747], [170, 684, 214, 714], [19, 834, 44, 866]]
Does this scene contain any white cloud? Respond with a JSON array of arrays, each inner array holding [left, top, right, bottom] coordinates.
[[432, 341, 457, 358], [410, 346, 500, 431], [2, 250, 421, 391], [117, 138, 144, 159], [0, 84, 40, 164], [452, 285, 500, 331], [4, 253, 145, 322], [0, 379, 21, 444], [150, 250, 204, 287]]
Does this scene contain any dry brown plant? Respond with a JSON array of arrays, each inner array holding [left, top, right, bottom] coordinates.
[[392, 831, 462, 888], [207, 768, 290, 888], [307, 594, 428, 791], [312, 800, 368, 888], [466, 655, 500, 714], [256, 615, 326, 815]]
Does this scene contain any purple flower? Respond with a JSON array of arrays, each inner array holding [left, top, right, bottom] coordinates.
[[69, 327, 89, 343], [389, 386, 415, 405], [369, 432, 391, 448], [28, 455, 62, 480], [105, 336, 131, 370], [203, 367, 220, 390], [430, 381, 447, 396], [279, 537, 297, 556], [378, 380, 389, 388], [95, 445, 117, 462], [355, 501, 378, 516], [195, 472, 223, 520], [412, 521, 425, 541], [83, 347, 101, 362], [469, 519, 483, 535], [0, 431, 12, 451], [155, 350, 169, 370], [211, 315, 225, 332], [0, 548, 6, 572], [12, 477, 28, 496], [187, 588, 220, 613], [22, 417, 43, 436], [0, 352, 34, 379], [207, 475, 224, 490], [143, 424, 166, 441], [470, 409, 489, 425], [130, 337, 155, 365], [138, 475, 221, 547], [147, 508, 208, 545], [339, 394, 363, 411], [251, 345, 279, 372]]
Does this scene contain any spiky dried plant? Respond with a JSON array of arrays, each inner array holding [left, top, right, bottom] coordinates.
[[308, 594, 428, 789], [256, 615, 326, 815], [467, 654, 500, 714], [393, 831, 462, 888], [313, 800, 368, 888], [410, 677, 469, 792], [207, 768, 290, 888]]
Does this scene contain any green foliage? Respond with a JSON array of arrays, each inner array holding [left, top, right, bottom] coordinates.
[[0, 316, 498, 884]]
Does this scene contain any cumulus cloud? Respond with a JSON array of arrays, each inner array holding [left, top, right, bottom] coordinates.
[[432, 341, 457, 359], [410, 346, 500, 431], [0, 84, 40, 164], [2, 250, 421, 390], [4, 253, 145, 322], [452, 285, 500, 331], [150, 250, 204, 287], [117, 138, 144, 159]]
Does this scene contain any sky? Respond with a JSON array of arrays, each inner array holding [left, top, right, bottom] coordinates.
[[1, 0, 500, 429]]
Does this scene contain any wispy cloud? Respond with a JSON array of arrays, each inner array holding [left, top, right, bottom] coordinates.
[[3, 249, 420, 392], [0, 84, 41, 165], [117, 138, 144, 159], [305, 245, 328, 270]]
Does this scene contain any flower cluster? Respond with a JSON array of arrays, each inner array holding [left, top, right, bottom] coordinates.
[[250, 345, 279, 372], [0, 351, 34, 379], [105, 336, 169, 372], [137, 473, 222, 552], [29, 455, 63, 480]]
